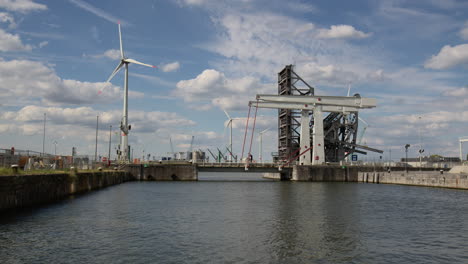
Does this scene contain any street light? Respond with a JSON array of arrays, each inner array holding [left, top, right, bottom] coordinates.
[[405, 144, 411, 173]]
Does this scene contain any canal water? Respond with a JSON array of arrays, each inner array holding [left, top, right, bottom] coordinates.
[[1, 173, 467, 263]]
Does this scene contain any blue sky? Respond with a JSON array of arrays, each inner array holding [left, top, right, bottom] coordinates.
[[0, 0, 467, 161]]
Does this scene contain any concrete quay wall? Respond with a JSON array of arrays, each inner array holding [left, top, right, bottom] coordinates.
[[126, 164, 198, 181], [358, 171, 468, 189], [291, 165, 361, 182], [0, 171, 132, 211]]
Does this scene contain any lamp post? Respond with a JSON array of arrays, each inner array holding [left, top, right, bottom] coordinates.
[[405, 144, 411, 173]]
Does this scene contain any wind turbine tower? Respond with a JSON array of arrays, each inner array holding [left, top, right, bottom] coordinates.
[[223, 110, 239, 162], [106, 22, 156, 162]]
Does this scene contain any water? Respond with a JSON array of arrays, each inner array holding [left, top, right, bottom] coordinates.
[[1, 173, 467, 263]]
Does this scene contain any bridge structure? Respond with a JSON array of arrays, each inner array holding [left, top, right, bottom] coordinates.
[[268, 65, 383, 166], [197, 162, 292, 173], [249, 93, 383, 166]]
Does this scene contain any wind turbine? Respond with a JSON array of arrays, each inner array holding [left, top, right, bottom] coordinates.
[[258, 128, 270, 163], [223, 109, 240, 162], [357, 117, 369, 145], [106, 22, 156, 162]]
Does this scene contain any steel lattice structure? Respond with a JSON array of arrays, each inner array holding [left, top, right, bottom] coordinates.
[[277, 65, 381, 163], [277, 65, 314, 161]]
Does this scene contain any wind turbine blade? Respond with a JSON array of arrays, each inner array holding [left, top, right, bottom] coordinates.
[[118, 22, 124, 59], [124, 58, 156, 68], [358, 117, 369, 127], [223, 109, 231, 120], [106, 61, 124, 82]]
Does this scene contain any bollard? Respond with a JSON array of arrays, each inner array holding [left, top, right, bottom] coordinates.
[[440, 169, 443, 175], [11, 164, 19, 174]]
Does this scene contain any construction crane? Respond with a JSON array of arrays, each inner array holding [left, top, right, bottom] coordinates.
[[217, 147, 228, 162], [206, 148, 218, 162]]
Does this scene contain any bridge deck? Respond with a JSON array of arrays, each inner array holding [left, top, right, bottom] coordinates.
[[196, 163, 291, 173]]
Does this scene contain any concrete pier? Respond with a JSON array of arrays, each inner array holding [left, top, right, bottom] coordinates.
[[0, 171, 131, 211], [291, 165, 360, 181], [358, 171, 468, 189], [126, 164, 198, 181]]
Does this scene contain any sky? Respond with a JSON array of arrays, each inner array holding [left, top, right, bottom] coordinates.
[[0, 0, 467, 161]]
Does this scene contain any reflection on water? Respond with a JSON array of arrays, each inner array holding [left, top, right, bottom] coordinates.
[[1, 176, 467, 264]]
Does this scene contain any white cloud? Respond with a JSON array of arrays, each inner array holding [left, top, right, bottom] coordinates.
[[0, 12, 16, 28], [88, 49, 121, 60], [443, 87, 468, 97], [161, 61, 180, 72], [203, 11, 381, 86], [459, 21, 468, 40], [0, 28, 32, 51], [0, 58, 121, 105], [175, 69, 269, 110], [425, 44, 468, 69], [0, 0, 46, 13], [180, 0, 207, 6], [299, 62, 360, 86], [1, 105, 197, 134], [102, 49, 120, 60], [38, 40, 48, 48], [317, 25, 371, 39]]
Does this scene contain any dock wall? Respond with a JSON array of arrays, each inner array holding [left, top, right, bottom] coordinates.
[[358, 171, 468, 189], [291, 165, 361, 182], [0, 171, 132, 211], [126, 164, 198, 181]]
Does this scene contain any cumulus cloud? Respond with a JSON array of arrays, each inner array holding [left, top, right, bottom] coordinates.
[[425, 44, 468, 69], [0, 58, 122, 105], [204, 11, 378, 86], [0, 0, 47, 13], [0, 28, 32, 51], [317, 25, 371, 39], [1, 105, 196, 134], [161, 61, 180, 72], [175, 69, 269, 110]]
